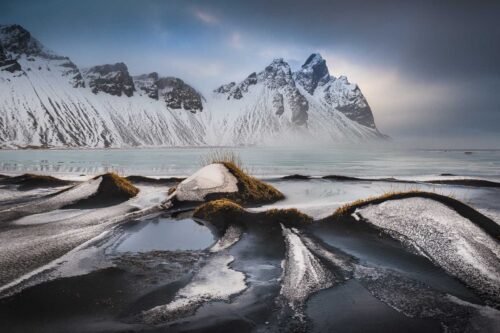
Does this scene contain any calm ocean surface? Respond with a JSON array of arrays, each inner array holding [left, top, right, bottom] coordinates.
[[0, 147, 499, 179]]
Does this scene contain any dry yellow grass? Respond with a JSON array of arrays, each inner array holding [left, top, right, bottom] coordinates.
[[334, 190, 425, 216], [197, 149, 283, 204], [200, 149, 244, 170], [194, 199, 312, 227], [220, 161, 284, 204], [262, 208, 313, 224], [94, 172, 139, 198], [193, 198, 245, 218]]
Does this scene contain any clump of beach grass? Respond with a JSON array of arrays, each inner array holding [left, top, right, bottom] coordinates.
[[198, 150, 284, 205], [95, 172, 140, 199], [194, 198, 245, 218], [200, 149, 244, 170], [334, 189, 425, 216], [194, 199, 312, 229]]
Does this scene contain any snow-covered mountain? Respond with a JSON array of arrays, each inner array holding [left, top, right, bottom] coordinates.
[[0, 24, 386, 148]]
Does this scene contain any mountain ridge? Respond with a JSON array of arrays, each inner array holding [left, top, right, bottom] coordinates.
[[0, 24, 387, 148]]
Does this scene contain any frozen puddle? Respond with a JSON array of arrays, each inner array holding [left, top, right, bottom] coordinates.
[[357, 197, 500, 305], [114, 217, 215, 253], [142, 253, 246, 324]]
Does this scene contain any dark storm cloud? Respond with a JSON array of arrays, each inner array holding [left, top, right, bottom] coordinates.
[[1, 0, 499, 145], [223, 1, 500, 79]]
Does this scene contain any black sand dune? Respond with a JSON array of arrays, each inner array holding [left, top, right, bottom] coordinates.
[[63, 173, 139, 209], [0, 173, 73, 190]]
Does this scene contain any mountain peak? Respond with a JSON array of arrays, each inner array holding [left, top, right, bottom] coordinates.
[[302, 53, 325, 68], [0, 24, 51, 57], [294, 53, 330, 95], [266, 58, 290, 70]]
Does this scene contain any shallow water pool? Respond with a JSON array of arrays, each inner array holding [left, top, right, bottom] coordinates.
[[113, 217, 215, 253]]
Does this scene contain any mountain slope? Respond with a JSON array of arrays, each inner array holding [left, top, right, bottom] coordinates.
[[0, 24, 386, 148], [0, 25, 206, 148], [206, 55, 384, 145]]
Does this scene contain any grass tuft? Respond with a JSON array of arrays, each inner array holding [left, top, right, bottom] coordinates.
[[93, 172, 139, 199], [262, 208, 313, 224], [193, 198, 245, 218], [195, 150, 283, 205], [219, 162, 284, 204], [194, 199, 312, 229], [333, 190, 424, 216], [200, 149, 244, 170]]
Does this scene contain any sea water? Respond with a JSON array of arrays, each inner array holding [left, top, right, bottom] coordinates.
[[0, 146, 499, 179]]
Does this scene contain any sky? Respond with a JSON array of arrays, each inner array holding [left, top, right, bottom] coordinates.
[[1, 0, 499, 147]]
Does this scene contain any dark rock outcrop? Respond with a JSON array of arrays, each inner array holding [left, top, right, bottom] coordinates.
[[293, 54, 378, 129], [133, 73, 204, 112], [157, 77, 203, 113], [324, 76, 376, 129], [294, 53, 330, 95], [84, 63, 135, 97], [0, 24, 46, 57], [0, 43, 21, 73], [134, 72, 159, 99], [0, 24, 84, 85], [215, 58, 309, 125]]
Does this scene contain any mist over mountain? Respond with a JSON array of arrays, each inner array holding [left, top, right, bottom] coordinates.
[[0, 24, 385, 148]]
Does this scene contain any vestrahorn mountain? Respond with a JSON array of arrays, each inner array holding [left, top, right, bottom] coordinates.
[[0, 24, 386, 148]]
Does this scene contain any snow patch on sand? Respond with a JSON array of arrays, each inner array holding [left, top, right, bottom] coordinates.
[[175, 164, 238, 202], [142, 253, 246, 324], [210, 224, 242, 253], [1, 177, 101, 219], [358, 198, 500, 305], [280, 226, 333, 309]]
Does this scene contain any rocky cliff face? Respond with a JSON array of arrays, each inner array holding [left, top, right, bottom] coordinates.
[[133, 73, 204, 113], [157, 77, 204, 113], [294, 53, 376, 129], [293, 53, 330, 95], [84, 63, 135, 97], [134, 72, 159, 99], [0, 43, 21, 73], [0, 24, 84, 87], [214, 58, 308, 125]]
